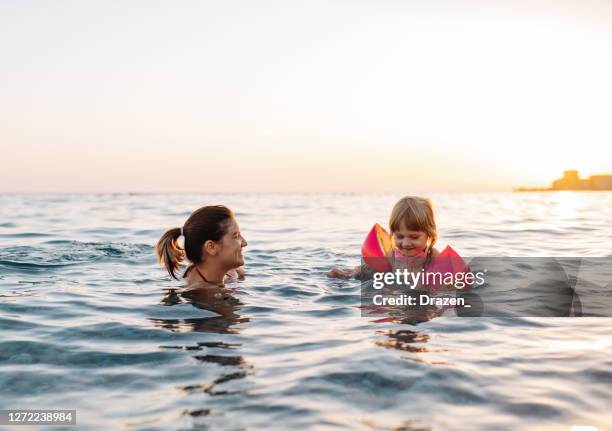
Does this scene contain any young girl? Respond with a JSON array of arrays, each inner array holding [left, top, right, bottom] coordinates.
[[156, 205, 247, 288], [328, 196, 439, 279]]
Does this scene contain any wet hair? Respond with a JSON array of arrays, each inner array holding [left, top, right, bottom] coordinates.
[[389, 196, 438, 264], [156, 205, 234, 279]]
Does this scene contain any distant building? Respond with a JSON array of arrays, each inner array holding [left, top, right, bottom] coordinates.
[[516, 170, 612, 191], [552, 170, 590, 190], [590, 175, 612, 190]]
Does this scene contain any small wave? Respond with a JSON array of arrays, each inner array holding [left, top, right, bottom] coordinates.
[[0, 232, 54, 238], [298, 371, 415, 396], [0, 241, 154, 270], [0, 316, 38, 331], [274, 286, 319, 297], [499, 401, 564, 418], [299, 307, 354, 317], [0, 340, 175, 368], [0, 259, 77, 270], [314, 293, 358, 304], [52, 321, 181, 343]]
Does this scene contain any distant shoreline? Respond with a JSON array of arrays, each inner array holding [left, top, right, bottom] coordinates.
[[515, 170, 612, 192], [513, 188, 611, 192]]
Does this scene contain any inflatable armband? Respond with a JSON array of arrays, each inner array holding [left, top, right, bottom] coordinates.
[[427, 245, 471, 290], [361, 223, 393, 272]]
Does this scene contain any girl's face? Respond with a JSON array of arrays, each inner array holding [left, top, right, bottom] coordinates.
[[392, 225, 429, 257], [216, 218, 248, 269]]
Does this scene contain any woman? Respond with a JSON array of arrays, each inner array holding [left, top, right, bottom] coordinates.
[[156, 205, 247, 287]]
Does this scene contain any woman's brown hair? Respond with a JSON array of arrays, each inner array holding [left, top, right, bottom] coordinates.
[[156, 205, 234, 279]]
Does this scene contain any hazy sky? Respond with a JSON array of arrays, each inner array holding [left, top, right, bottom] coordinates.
[[1, 0, 611, 192]]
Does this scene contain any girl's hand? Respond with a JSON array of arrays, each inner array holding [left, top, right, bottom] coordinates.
[[235, 266, 246, 279], [327, 266, 359, 279], [225, 266, 246, 281]]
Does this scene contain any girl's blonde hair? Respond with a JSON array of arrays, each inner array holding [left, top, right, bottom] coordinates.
[[389, 196, 438, 260]]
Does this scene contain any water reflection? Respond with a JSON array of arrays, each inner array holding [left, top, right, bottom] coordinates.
[[181, 370, 250, 396], [362, 418, 432, 431], [151, 285, 249, 333], [153, 285, 249, 358], [193, 354, 245, 366], [364, 287, 447, 325], [154, 284, 252, 420], [374, 328, 451, 366], [375, 329, 430, 353]]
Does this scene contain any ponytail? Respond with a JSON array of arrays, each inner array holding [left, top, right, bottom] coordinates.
[[156, 227, 185, 280], [156, 205, 234, 281]]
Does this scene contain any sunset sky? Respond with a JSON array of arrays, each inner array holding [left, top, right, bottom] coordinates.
[[1, 0, 611, 192]]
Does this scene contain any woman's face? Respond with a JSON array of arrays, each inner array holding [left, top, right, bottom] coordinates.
[[393, 225, 428, 257], [217, 218, 248, 269]]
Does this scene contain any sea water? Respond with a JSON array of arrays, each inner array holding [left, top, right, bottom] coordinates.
[[1, 192, 611, 430]]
